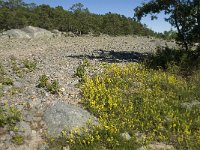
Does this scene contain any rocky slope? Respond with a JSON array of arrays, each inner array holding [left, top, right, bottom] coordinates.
[[0, 27, 176, 150]]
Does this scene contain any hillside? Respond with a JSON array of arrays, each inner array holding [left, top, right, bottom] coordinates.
[[0, 1, 161, 37], [0, 26, 185, 150], [1, 0, 200, 149]]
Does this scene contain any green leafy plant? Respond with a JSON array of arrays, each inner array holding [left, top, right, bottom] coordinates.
[[145, 47, 200, 76], [0, 64, 13, 85], [0, 77, 13, 85], [75, 64, 86, 79], [8, 87, 23, 95], [74, 58, 90, 80], [0, 83, 3, 97], [11, 134, 24, 145], [0, 103, 21, 128], [10, 57, 37, 77], [37, 74, 49, 88], [37, 75, 60, 94], [47, 80, 60, 94], [0, 64, 6, 75], [10, 57, 24, 78], [22, 59, 37, 72]]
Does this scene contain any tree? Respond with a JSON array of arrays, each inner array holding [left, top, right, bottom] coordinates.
[[33, 4, 54, 29], [134, 0, 200, 51], [3, 0, 25, 8], [0, 0, 159, 37], [69, 3, 89, 13]]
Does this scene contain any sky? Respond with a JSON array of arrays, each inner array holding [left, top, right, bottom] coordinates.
[[23, 0, 173, 33]]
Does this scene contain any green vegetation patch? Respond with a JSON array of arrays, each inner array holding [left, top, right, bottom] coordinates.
[[145, 47, 200, 76], [0, 64, 13, 86], [10, 57, 37, 77], [0, 103, 22, 129], [22, 59, 37, 72], [74, 58, 90, 81], [57, 63, 200, 149], [11, 134, 24, 145], [37, 74, 60, 94]]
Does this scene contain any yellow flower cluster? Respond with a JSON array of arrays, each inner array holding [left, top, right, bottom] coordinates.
[[50, 63, 199, 149], [79, 63, 199, 149]]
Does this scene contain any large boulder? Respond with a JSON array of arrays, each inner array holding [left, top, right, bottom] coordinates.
[[1, 29, 31, 39], [1, 26, 53, 39], [21, 26, 53, 38], [43, 102, 98, 137]]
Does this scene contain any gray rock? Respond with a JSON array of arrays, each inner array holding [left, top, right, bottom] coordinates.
[[2, 29, 31, 39], [1, 26, 53, 39], [120, 132, 131, 140], [132, 82, 143, 88], [16, 121, 32, 137], [24, 114, 34, 122], [51, 29, 60, 34], [13, 81, 23, 88], [16, 104, 24, 111], [67, 32, 76, 37], [33, 117, 42, 122], [137, 142, 175, 150], [38, 143, 49, 150], [181, 100, 200, 110], [51, 29, 62, 37], [148, 142, 175, 150], [137, 146, 146, 150], [44, 102, 98, 137], [21, 26, 53, 38]]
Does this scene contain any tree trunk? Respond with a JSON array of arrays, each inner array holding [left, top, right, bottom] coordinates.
[[174, 3, 189, 51]]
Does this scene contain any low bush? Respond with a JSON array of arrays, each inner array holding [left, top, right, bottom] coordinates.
[[0, 64, 13, 85], [37, 75, 60, 94], [0, 103, 21, 129], [74, 58, 90, 81], [51, 63, 200, 149], [11, 134, 24, 145], [10, 57, 37, 77], [22, 59, 37, 72], [145, 47, 200, 76]]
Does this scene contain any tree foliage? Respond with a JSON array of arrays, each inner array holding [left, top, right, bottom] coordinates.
[[0, 0, 160, 37], [134, 0, 200, 50]]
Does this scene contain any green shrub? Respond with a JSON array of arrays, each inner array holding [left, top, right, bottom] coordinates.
[[145, 46, 200, 76], [11, 134, 24, 145], [0, 77, 13, 85], [0, 64, 13, 85], [74, 58, 90, 80], [10, 57, 24, 77], [37, 74, 49, 88], [56, 63, 199, 149], [37, 75, 60, 94], [22, 59, 37, 72], [0, 103, 21, 128], [0, 84, 3, 97], [47, 80, 60, 94], [8, 87, 23, 95], [0, 64, 6, 75], [10, 57, 37, 77], [75, 65, 86, 79]]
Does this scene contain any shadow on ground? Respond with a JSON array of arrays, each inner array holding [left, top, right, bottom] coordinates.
[[67, 49, 150, 63]]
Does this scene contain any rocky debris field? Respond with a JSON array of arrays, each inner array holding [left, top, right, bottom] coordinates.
[[0, 27, 176, 150]]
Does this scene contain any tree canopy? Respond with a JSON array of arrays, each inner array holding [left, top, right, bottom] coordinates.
[[0, 0, 161, 37], [134, 0, 200, 50]]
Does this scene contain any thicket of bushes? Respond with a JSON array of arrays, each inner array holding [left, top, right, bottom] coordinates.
[[0, 0, 165, 37]]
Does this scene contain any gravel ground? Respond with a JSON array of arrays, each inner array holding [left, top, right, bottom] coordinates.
[[0, 35, 176, 149]]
